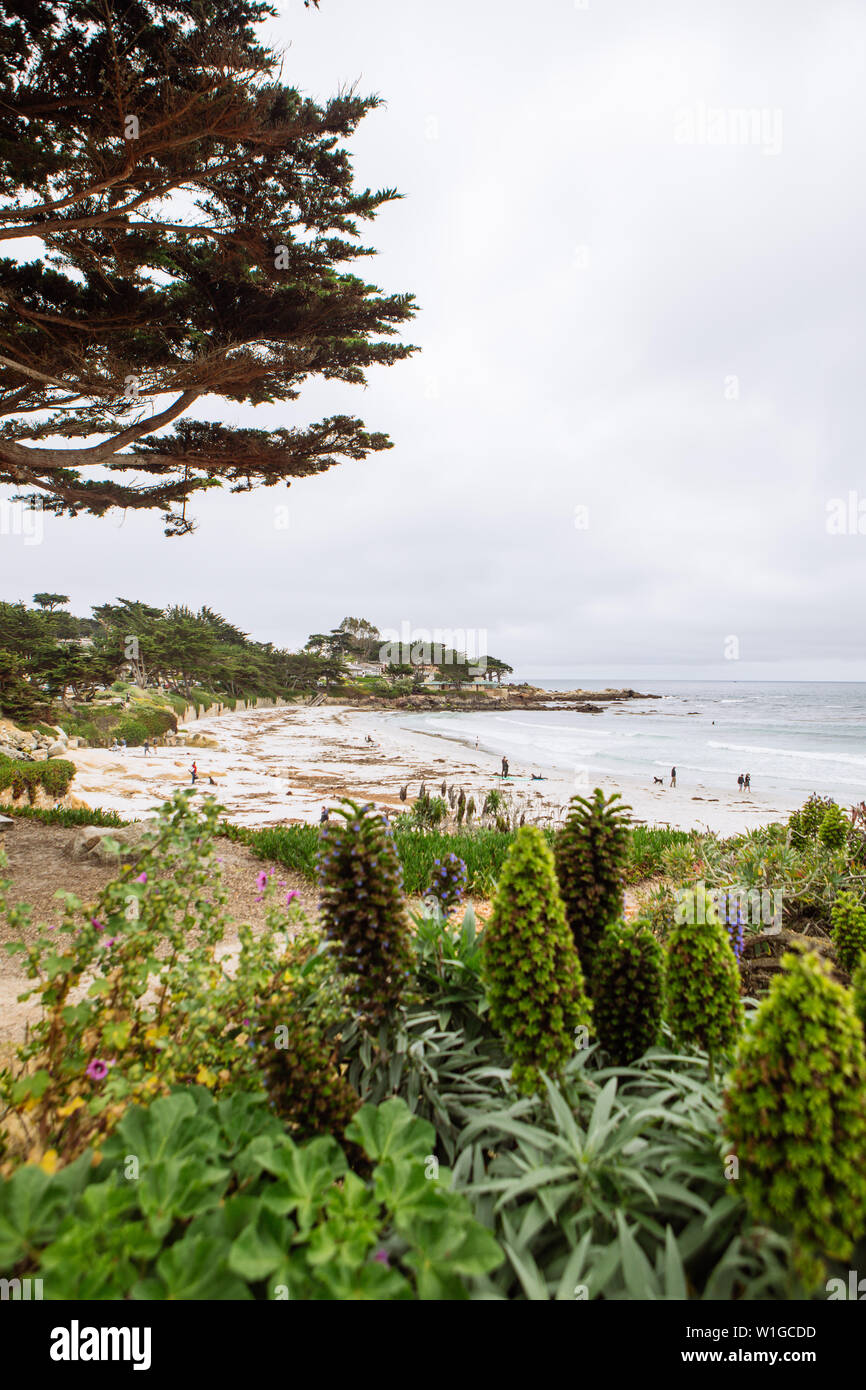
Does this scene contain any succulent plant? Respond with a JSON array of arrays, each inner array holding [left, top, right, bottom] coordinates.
[[480, 825, 590, 1094], [258, 1004, 360, 1139], [788, 793, 836, 848], [428, 853, 468, 913], [830, 890, 866, 975], [664, 887, 743, 1059], [724, 946, 866, 1280], [591, 920, 663, 1065], [819, 801, 849, 852], [553, 788, 632, 984], [318, 797, 414, 1026], [852, 957, 866, 1034]]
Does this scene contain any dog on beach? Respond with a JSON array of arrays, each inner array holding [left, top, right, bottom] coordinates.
[[653, 776, 664, 786]]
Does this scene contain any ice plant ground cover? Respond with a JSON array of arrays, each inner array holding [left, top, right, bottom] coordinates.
[[0, 789, 865, 1299]]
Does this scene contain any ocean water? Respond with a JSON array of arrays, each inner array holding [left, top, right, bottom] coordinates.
[[394, 682, 866, 806]]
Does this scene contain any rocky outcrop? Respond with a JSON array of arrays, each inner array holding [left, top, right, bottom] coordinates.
[[0, 720, 76, 762], [321, 686, 659, 714], [70, 820, 153, 866]]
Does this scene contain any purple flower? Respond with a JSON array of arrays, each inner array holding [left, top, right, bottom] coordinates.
[[286, 890, 299, 906], [373, 1248, 390, 1267], [91, 918, 105, 931], [136, 872, 147, 884], [256, 871, 268, 891], [86, 1058, 109, 1081]]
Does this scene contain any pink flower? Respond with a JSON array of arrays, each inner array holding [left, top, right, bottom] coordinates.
[[103, 937, 117, 948], [373, 1249, 390, 1267], [256, 871, 268, 891], [86, 1058, 109, 1081], [286, 891, 299, 907], [136, 872, 147, 883], [91, 918, 105, 931]]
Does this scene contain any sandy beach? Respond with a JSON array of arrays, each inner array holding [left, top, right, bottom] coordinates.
[[57, 703, 801, 834]]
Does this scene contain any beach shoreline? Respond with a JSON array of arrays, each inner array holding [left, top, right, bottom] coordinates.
[[54, 702, 802, 835]]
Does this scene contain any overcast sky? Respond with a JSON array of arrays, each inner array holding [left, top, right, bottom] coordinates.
[[2, 0, 865, 680]]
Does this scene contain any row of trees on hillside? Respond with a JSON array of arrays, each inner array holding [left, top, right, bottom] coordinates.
[[0, 597, 516, 724], [304, 616, 514, 685], [0, 596, 340, 721]]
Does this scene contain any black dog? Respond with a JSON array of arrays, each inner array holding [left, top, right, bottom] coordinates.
[[653, 776, 664, 786]]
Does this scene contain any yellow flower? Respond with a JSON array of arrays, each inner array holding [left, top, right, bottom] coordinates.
[[195, 1065, 217, 1088], [57, 1096, 86, 1117], [38, 1149, 59, 1175]]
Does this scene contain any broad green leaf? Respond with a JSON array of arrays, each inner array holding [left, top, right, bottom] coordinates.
[[345, 1097, 434, 1164]]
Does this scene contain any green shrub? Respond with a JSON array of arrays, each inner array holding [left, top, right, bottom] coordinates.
[[0, 794, 305, 1161], [0, 803, 127, 828], [664, 888, 743, 1059], [256, 1002, 360, 1140], [788, 793, 836, 848], [554, 788, 632, 983], [724, 947, 866, 1279], [481, 825, 590, 1094], [318, 798, 415, 1027], [852, 958, 866, 1034], [409, 791, 448, 830], [819, 802, 849, 852], [626, 826, 691, 881], [115, 706, 176, 745], [830, 891, 866, 975], [0, 1090, 503, 1300], [591, 920, 663, 1065], [0, 757, 76, 803]]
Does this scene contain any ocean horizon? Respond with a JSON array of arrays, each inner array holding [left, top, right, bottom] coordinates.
[[394, 680, 866, 807]]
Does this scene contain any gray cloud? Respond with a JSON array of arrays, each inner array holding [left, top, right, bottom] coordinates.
[[2, 0, 864, 677]]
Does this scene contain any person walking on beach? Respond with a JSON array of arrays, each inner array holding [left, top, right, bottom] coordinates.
[[320, 805, 329, 823], [737, 773, 744, 790], [670, 766, 677, 788], [190, 761, 198, 785], [501, 756, 509, 780], [143, 740, 151, 756], [744, 772, 751, 792]]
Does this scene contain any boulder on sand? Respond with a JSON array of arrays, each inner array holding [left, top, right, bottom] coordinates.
[[71, 820, 154, 865]]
